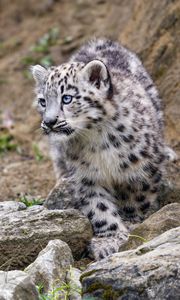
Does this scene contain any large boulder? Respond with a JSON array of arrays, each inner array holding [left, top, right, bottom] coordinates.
[[0, 270, 39, 300], [120, 202, 180, 251], [0, 205, 92, 270], [81, 227, 180, 300]]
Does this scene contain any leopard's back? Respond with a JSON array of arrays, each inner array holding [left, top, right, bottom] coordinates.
[[71, 38, 163, 130]]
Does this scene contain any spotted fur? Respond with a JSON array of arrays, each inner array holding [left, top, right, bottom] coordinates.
[[31, 38, 175, 260]]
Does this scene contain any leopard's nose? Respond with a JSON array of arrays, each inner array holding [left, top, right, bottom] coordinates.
[[44, 117, 57, 128]]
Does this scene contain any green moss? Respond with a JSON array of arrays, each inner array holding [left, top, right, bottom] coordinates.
[[0, 134, 17, 154], [154, 65, 167, 79], [32, 144, 44, 162], [135, 246, 152, 255], [18, 195, 44, 207], [82, 280, 120, 300]]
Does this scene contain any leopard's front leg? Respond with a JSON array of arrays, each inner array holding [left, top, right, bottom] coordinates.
[[75, 186, 129, 260]]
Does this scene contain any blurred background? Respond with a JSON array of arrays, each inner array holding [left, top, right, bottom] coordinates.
[[0, 0, 179, 203]]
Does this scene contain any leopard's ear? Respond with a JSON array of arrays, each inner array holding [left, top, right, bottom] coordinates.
[[30, 65, 48, 85], [81, 60, 109, 88]]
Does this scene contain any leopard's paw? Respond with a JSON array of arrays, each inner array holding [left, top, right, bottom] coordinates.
[[89, 233, 128, 260]]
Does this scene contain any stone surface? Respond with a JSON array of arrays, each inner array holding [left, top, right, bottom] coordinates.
[[158, 181, 180, 206], [0, 200, 26, 213], [26, 239, 74, 297], [0, 270, 39, 300], [0, 207, 92, 270], [81, 227, 180, 300], [44, 180, 74, 210], [120, 202, 180, 251], [67, 267, 82, 300]]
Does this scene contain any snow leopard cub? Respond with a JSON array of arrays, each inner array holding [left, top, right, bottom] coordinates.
[[31, 38, 173, 260]]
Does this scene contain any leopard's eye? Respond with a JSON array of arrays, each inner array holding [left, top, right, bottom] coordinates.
[[62, 95, 73, 105], [38, 98, 46, 108]]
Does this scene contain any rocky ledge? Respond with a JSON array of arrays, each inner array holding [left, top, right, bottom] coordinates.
[[82, 226, 180, 300], [0, 204, 93, 270]]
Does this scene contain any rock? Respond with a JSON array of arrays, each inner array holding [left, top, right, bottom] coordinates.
[[158, 182, 180, 206], [26, 239, 74, 297], [0, 207, 92, 270], [0, 270, 39, 300], [44, 180, 74, 210], [81, 227, 180, 300], [67, 267, 82, 300], [0, 200, 26, 213], [120, 202, 180, 251]]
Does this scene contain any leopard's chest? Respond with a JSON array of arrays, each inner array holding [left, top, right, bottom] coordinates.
[[69, 143, 130, 188]]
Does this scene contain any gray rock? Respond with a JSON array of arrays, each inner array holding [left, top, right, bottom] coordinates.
[[67, 267, 82, 300], [81, 227, 180, 300], [120, 202, 180, 251], [0, 270, 39, 300], [0, 201, 26, 213], [26, 239, 74, 296], [44, 180, 74, 210], [0, 207, 92, 270]]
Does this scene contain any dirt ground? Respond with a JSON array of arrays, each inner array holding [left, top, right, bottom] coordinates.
[[0, 0, 179, 202]]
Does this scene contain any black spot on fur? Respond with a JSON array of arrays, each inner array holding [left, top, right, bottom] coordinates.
[[101, 142, 110, 150], [112, 113, 120, 121], [120, 162, 129, 169], [153, 172, 162, 183], [87, 191, 97, 198], [140, 149, 151, 158], [128, 153, 139, 163], [136, 195, 145, 202], [87, 210, 95, 220], [141, 181, 150, 191], [123, 206, 135, 214], [122, 107, 129, 116], [120, 191, 129, 200], [64, 76, 67, 84], [69, 153, 79, 160], [86, 123, 92, 129], [80, 198, 89, 206], [112, 211, 118, 217], [117, 124, 125, 132], [61, 85, 64, 94], [67, 84, 78, 93], [153, 144, 159, 154], [143, 163, 158, 177], [144, 133, 151, 145], [89, 91, 95, 95], [108, 133, 120, 148], [97, 202, 108, 211], [81, 178, 95, 186], [122, 135, 132, 143], [140, 202, 150, 212], [151, 186, 158, 193], [108, 223, 118, 231], [81, 161, 90, 167], [99, 252, 104, 259], [95, 220, 107, 228], [76, 95, 81, 99]]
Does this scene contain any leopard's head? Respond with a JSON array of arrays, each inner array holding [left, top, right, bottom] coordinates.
[[31, 60, 115, 139]]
